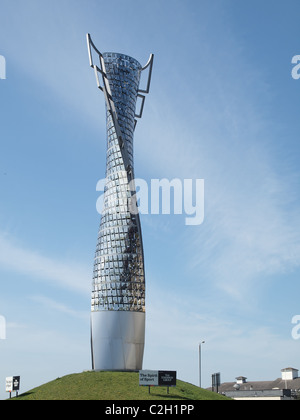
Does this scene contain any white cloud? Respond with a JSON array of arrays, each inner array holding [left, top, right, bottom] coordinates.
[[135, 28, 300, 302], [0, 0, 103, 135], [189, 159, 300, 299], [0, 232, 90, 295], [29, 295, 89, 320]]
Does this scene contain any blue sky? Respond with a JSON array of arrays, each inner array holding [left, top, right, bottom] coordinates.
[[0, 0, 300, 398]]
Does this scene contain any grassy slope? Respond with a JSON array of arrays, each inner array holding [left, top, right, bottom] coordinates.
[[13, 371, 230, 400]]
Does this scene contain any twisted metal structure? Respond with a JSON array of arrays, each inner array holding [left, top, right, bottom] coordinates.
[[87, 34, 153, 371]]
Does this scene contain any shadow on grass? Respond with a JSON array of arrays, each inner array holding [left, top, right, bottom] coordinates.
[[146, 390, 192, 400], [9, 392, 34, 400]]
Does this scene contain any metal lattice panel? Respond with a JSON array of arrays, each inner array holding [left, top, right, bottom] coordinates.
[[87, 36, 153, 314]]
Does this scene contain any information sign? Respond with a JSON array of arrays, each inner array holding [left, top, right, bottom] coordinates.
[[6, 376, 20, 394], [139, 370, 176, 387]]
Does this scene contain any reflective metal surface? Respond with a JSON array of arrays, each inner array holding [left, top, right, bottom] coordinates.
[[87, 34, 153, 370], [91, 311, 145, 371]]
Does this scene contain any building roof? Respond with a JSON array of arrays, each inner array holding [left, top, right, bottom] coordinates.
[[212, 377, 300, 394]]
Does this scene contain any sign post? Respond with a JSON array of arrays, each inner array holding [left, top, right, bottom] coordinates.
[[212, 372, 221, 393]]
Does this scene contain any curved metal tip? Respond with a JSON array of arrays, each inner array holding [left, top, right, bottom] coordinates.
[[139, 54, 154, 94], [141, 54, 154, 71]]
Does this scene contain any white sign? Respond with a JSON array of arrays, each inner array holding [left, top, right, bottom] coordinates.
[[139, 370, 159, 386], [6, 377, 13, 392]]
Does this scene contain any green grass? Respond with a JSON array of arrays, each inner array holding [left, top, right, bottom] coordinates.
[[12, 371, 230, 400]]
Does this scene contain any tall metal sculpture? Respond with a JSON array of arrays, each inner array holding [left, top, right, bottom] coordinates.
[[87, 34, 153, 371]]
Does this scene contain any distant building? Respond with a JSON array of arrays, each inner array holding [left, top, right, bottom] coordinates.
[[210, 367, 300, 400]]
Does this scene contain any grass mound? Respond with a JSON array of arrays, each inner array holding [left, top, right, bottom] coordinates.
[[13, 371, 230, 400]]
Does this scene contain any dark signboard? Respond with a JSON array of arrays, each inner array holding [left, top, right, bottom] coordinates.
[[212, 372, 221, 387], [212, 372, 221, 392], [158, 371, 177, 387], [13, 376, 20, 391]]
